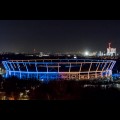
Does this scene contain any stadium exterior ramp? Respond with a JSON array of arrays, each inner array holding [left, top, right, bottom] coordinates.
[[2, 59, 116, 81]]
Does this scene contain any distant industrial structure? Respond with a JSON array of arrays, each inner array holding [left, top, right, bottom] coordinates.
[[98, 51, 104, 56], [97, 43, 117, 57], [107, 43, 116, 56]]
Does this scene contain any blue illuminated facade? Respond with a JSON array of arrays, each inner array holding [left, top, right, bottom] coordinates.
[[2, 59, 116, 81]]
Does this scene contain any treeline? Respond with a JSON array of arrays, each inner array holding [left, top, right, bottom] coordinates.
[[0, 76, 120, 100]]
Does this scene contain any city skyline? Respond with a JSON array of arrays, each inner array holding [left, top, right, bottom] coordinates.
[[0, 20, 119, 53]]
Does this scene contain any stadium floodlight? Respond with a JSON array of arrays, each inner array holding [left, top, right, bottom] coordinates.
[[84, 51, 89, 56]]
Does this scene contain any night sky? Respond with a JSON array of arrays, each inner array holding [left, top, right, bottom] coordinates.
[[0, 20, 120, 53]]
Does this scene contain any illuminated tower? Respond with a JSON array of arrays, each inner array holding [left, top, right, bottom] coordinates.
[[107, 43, 116, 56]]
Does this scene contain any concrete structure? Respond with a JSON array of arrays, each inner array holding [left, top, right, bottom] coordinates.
[[2, 59, 116, 81]]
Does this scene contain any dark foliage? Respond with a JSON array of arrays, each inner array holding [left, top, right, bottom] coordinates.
[[0, 75, 120, 100]]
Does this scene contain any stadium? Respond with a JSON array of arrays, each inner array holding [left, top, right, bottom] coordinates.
[[2, 59, 116, 81]]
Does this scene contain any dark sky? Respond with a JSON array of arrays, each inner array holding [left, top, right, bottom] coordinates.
[[0, 20, 120, 53]]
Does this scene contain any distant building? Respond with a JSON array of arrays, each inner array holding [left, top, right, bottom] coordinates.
[[107, 43, 116, 56], [97, 51, 103, 56], [39, 52, 43, 57], [91, 52, 97, 56]]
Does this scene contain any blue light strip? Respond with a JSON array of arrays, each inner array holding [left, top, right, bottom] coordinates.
[[2, 62, 9, 78], [5, 62, 11, 71], [24, 62, 29, 78], [16, 62, 21, 79], [2, 62, 8, 70], [111, 61, 116, 69], [6, 62, 11, 76], [10, 62, 15, 76], [110, 61, 115, 70], [35, 62, 38, 79], [8, 71, 58, 74], [24, 63, 28, 72], [9, 62, 15, 71], [13, 62, 16, 68]]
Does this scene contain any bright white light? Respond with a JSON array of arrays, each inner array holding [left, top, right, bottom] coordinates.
[[84, 51, 89, 56], [67, 55, 71, 57], [74, 56, 77, 59]]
